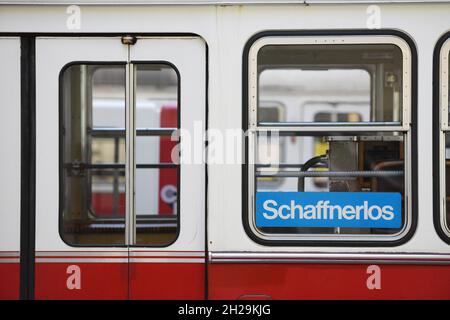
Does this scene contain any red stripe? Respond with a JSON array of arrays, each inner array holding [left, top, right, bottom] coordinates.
[[37, 256, 127, 259], [214, 257, 450, 263], [35, 250, 204, 253], [36, 255, 204, 259]]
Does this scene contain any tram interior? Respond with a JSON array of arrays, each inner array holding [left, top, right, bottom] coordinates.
[[255, 43, 406, 235], [61, 64, 179, 245]]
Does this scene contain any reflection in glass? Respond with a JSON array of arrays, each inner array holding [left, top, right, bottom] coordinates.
[[134, 64, 179, 246], [255, 132, 405, 235], [445, 133, 450, 231], [61, 64, 126, 245], [257, 44, 403, 124]]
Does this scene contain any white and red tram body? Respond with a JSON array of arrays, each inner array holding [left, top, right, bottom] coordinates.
[[1, 0, 450, 300]]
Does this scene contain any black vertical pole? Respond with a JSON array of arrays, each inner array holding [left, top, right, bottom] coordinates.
[[20, 36, 36, 300]]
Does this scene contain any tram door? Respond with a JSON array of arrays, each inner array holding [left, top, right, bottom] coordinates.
[[35, 37, 206, 299]]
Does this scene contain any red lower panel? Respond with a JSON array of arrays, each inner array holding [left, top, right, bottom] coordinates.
[[130, 263, 204, 300], [0, 263, 19, 300], [35, 263, 128, 300], [209, 263, 450, 300], [35, 262, 204, 300]]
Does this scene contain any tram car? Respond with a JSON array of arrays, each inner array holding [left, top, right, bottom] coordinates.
[[1, 0, 450, 300]]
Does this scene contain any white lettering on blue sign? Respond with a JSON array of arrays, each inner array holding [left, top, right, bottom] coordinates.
[[255, 192, 402, 228]]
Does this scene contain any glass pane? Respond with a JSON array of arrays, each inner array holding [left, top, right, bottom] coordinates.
[[254, 132, 406, 235], [258, 102, 285, 123], [135, 64, 178, 130], [257, 44, 403, 124], [135, 168, 178, 246], [134, 64, 179, 246], [61, 64, 126, 246], [448, 51, 450, 124], [445, 133, 450, 231]]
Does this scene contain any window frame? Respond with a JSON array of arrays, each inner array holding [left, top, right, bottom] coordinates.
[[242, 30, 418, 247], [58, 60, 182, 248], [434, 33, 450, 244]]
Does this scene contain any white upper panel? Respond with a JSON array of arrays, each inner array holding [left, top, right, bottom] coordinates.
[[0, 38, 21, 252], [35, 36, 206, 251], [0, 0, 448, 4]]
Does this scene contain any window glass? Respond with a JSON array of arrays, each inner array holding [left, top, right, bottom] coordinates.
[[445, 132, 450, 232], [61, 63, 180, 246], [257, 44, 403, 124], [61, 64, 126, 245], [90, 68, 127, 218], [247, 37, 412, 243], [255, 132, 405, 235], [448, 51, 450, 124], [134, 64, 179, 246], [446, 54, 450, 233], [256, 103, 285, 189]]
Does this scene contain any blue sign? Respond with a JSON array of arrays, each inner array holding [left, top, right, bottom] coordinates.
[[255, 192, 402, 229]]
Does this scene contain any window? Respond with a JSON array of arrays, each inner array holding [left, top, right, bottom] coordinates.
[[436, 36, 450, 242], [244, 33, 415, 245], [60, 63, 179, 246]]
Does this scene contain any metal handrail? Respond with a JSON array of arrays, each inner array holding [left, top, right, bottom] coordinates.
[[256, 170, 403, 178], [65, 163, 178, 170], [89, 127, 177, 137], [256, 163, 328, 169], [258, 121, 401, 127]]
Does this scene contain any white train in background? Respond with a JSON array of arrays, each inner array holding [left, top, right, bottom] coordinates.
[[1, 0, 450, 300]]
